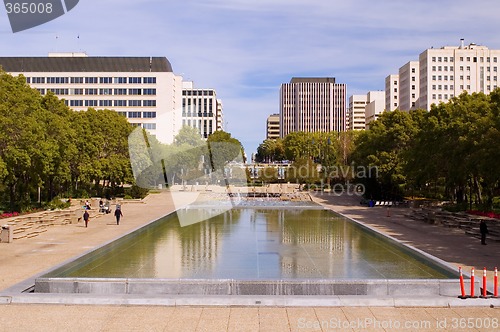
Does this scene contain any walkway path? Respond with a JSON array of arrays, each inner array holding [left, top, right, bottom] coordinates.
[[0, 190, 499, 331]]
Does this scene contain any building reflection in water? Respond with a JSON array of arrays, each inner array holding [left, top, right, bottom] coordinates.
[[58, 208, 452, 279]]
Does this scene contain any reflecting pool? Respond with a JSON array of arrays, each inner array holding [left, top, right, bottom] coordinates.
[[45, 206, 456, 280]]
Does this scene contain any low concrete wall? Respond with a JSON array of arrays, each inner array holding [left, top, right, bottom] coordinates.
[[34, 278, 469, 297]]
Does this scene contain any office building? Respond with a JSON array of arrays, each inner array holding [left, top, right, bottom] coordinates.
[[419, 40, 500, 110], [348, 95, 367, 130], [266, 114, 280, 139], [386, 40, 500, 111], [279, 77, 346, 138], [365, 91, 386, 126], [0, 53, 182, 144], [385, 74, 399, 111], [399, 61, 419, 111], [181, 81, 223, 139]]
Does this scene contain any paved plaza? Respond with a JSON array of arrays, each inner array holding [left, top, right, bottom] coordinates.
[[0, 189, 499, 331]]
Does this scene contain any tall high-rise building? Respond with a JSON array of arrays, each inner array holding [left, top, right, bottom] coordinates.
[[399, 61, 419, 111], [386, 40, 500, 111], [365, 91, 386, 126], [348, 95, 368, 130], [419, 40, 500, 110], [181, 81, 222, 139], [0, 53, 182, 143], [266, 114, 280, 139], [385, 74, 399, 111], [279, 77, 346, 138]]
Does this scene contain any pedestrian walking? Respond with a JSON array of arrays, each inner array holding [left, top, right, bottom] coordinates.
[[83, 210, 90, 228], [480, 220, 489, 245], [114, 206, 123, 225]]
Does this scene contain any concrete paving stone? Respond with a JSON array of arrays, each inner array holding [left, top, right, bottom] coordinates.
[[162, 307, 203, 332], [313, 307, 351, 332], [340, 307, 384, 332], [287, 307, 321, 332], [258, 308, 290, 332], [100, 306, 174, 332], [196, 308, 230, 332], [227, 307, 259, 332], [424, 307, 482, 332]]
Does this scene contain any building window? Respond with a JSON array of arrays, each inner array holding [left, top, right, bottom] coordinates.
[[432, 85, 436, 90], [444, 76, 448, 81], [450, 66, 454, 71], [394, 88, 397, 92], [411, 93, 416, 98], [36, 88, 45, 95], [467, 75, 471, 80], [143, 123, 156, 130], [99, 77, 112, 84], [143, 112, 157, 118], [460, 66, 464, 71], [70, 100, 83, 107], [114, 77, 127, 84], [432, 75, 436, 80], [394, 81, 397, 85], [47, 77, 69, 84], [85, 89, 98, 95], [411, 68, 416, 73], [143, 77, 156, 84], [432, 94, 436, 99], [450, 57, 454, 61], [467, 85, 471, 90], [73, 88, 83, 95], [460, 85, 464, 90], [114, 100, 127, 107], [99, 88, 113, 95], [128, 89, 142, 95], [85, 77, 98, 84], [48, 88, 69, 95], [143, 100, 156, 107], [143, 88, 156, 95], [128, 100, 141, 107], [460, 57, 464, 61], [494, 57, 498, 63], [99, 100, 113, 107], [128, 111, 141, 118], [432, 57, 436, 62], [32, 77, 45, 84], [438, 57, 442, 62], [117, 112, 127, 117], [85, 100, 98, 107], [129, 77, 142, 84], [467, 57, 471, 62], [70, 77, 83, 84], [467, 66, 471, 71], [438, 66, 442, 71], [114, 88, 127, 95]]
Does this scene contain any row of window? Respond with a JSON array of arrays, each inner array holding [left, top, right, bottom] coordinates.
[[432, 66, 498, 72], [127, 122, 157, 130], [431, 56, 499, 63], [26, 77, 157, 84], [182, 112, 215, 118], [115, 112, 157, 119], [67, 100, 157, 107], [183, 90, 215, 96]]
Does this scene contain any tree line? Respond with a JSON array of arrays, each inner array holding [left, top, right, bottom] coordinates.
[[256, 90, 500, 210], [0, 70, 133, 211]]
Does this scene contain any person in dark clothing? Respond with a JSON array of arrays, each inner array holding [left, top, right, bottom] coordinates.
[[114, 207, 123, 225], [83, 210, 90, 228], [480, 220, 489, 245]]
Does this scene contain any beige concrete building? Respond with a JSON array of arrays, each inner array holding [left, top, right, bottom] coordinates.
[[364, 91, 386, 127], [348, 95, 367, 130], [279, 77, 346, 137], [182, 81, 223, 139], [385, 74, 399, 111], [266, 113, 280, 139], [419, 40, 500, 110], [386, 40, 500, 111], [399, 61, 419, 111], [0, 53, 183, 144]]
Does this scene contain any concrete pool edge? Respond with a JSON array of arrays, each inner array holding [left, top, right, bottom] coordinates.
[[32, 278, 471, 297]]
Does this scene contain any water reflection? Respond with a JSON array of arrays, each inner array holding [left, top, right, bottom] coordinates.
[[54, 209, 454, 279]]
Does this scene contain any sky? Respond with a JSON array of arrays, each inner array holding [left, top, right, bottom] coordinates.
[[1, 0, 500, 155]]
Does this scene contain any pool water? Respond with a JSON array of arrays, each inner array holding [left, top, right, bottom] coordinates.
[[45, 207, 456, 280]]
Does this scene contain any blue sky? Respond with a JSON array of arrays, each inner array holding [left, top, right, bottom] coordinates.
[[1, 0, 500, 155]]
